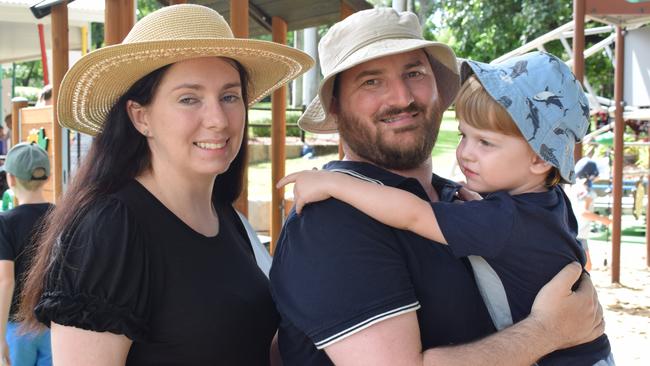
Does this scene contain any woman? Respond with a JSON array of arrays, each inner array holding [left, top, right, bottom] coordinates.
[[17, 4, 312, 365]]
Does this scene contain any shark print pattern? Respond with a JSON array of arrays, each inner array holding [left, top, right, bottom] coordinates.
[[534, 89, 569, 116], [498, 96, 513, 108], [540, 144, 560, 167], [525, 98, 540, 141]]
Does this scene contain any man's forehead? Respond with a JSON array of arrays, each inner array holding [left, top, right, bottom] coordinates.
[[342, 49, 430, 78]]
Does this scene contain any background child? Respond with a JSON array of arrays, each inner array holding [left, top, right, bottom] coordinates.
[[279, 52, 613, 365], [0, 142, 53, 366]]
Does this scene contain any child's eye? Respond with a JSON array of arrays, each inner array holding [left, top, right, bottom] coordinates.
[[457, 132, 465, 139], [407, 71, 423, 78], [479, 139, 493, 147]]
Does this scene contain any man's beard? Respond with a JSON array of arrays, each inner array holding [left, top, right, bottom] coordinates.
[[337, 102, 441, 170]]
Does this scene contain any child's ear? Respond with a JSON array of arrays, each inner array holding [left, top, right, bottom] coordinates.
[[6, 173, 16, 189], [530, 155, 553, 176]]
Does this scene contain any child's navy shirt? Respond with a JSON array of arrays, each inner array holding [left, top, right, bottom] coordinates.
[[433, 186, 611, 365]]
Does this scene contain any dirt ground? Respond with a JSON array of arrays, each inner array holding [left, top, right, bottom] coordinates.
[[587, 240, 649, 365]]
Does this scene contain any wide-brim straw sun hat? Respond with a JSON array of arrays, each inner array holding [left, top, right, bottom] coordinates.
[[298, 7, 460, 134], [58, 4, 314, 136]]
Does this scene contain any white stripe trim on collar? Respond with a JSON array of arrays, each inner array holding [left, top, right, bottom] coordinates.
[[329, 168, 385, 186]]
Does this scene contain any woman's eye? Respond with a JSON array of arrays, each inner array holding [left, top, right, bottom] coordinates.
[[222, 94, 241, 103], [179, 97, 198, 105]]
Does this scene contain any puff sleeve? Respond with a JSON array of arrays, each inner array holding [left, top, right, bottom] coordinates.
[[35, 197, 150, 341]]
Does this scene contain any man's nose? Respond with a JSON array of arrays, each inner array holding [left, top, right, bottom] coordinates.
[[386, 79, 415, 108]]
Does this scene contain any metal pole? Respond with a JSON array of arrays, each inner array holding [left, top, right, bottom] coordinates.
[[611, 26, 625, 283], [647, 146, 650, 268]]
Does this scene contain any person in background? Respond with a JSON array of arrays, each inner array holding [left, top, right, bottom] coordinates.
[[35, 86, 52, 107], [570, 158, 613, 271], [17, 4, 311, 366], [0, 142, 54, 366]]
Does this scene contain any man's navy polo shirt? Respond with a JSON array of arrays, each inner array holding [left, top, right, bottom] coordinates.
[[270, 161, 495, 365]]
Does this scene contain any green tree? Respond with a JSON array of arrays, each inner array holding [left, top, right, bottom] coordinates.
[[428, 0, 613, 98]]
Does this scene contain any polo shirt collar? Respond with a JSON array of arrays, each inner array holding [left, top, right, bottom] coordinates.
[[323, 160, 462, 203]]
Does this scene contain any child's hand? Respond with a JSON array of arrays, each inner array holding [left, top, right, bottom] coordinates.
[[457, 186, 483, 202], [277, 170, 338, 214]]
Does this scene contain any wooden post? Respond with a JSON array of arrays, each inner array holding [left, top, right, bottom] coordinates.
[[338, 2, 354, 160], [231, 0, 250, 217], [11, 98, 28, 145], [105, 0, 134, 46], [270, 16, 287, 255], [51, 1, 68, 201], [647, 146, 650, 268], [573, 0, 585, 162], [611, 26, 625, 283]]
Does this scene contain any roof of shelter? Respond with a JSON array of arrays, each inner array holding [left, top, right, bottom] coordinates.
[[586, 0, 650, 28], [0, 0, 104, 63], [187, 0, 372, 35]]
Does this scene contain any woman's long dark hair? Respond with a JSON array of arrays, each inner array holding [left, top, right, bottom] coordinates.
[[18, 60, 250, 329]]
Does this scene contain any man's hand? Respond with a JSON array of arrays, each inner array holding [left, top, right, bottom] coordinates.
[[530, 262, 604, 350]]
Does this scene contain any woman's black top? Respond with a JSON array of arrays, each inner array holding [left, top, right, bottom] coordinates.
[[35, 180, 278, 365]]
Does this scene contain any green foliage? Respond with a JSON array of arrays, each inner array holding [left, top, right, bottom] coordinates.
[[249, 113, 302, 138], [428, 0, 614, 98], [1, 62, 45, 89]]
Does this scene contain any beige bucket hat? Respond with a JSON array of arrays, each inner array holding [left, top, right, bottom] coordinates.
[[298, 7, 460, 134], [58, 4, 314, 136]]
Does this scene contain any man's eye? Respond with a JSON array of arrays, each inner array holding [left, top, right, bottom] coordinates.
[[407, 71, 422, 78], [363, 79, 377, 86]]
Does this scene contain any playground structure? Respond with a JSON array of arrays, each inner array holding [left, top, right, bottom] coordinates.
[[2, 0, 650, 282]]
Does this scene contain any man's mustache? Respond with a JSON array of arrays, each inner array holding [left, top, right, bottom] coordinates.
[[374, 102, 426, 121]]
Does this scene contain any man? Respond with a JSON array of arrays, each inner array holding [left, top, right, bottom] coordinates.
[[270, 8, 604, 365]]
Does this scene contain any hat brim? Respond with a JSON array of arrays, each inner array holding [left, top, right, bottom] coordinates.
[[58, 38, 314, 136], [298, 38, 459, 134]]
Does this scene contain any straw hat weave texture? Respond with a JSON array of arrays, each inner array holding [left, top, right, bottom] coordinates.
[[58, 4, 314, 136]]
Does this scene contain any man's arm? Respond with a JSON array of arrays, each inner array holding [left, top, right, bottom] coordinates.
[[0, 260, 15, 366], [325, 262, 604, 366]]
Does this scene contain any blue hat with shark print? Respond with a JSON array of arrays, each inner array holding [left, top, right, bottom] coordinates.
[[460, 51, 590, 183]]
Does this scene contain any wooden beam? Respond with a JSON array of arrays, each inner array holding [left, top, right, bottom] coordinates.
[[230, 0, 249, 38], [270, 16, 287, 255], [585, 0, 650, 15], [105, 0, 134, 45], [647, 146, 650, 268], [231, 0, 250, 217], [340, 1, 355, 19], [573, 0, 585, 162], [611, 26, 625, 284], [51, 1, 68, 202], [338, 1, 354, 159]]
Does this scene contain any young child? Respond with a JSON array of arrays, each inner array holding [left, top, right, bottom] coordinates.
[[0, 142, 53, 366], [278, 52, 613, 365]]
